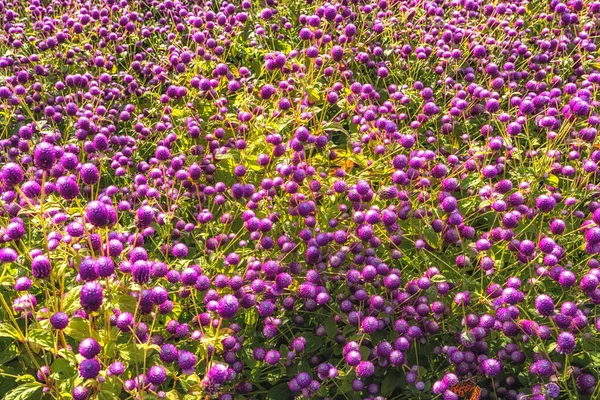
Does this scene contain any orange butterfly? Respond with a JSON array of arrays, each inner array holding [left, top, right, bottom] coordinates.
[[451, 380, 481, 400], [328, 158, 356, 177]]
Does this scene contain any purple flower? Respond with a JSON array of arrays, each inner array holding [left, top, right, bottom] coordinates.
[[79, 358, 101, 379], [80, 281, 103, 311], [31, 255, 51, 279], [34, 142, 56, 170], [79, 338, 101, 359], [147, 365, 167, 385], [217, 294, 239, 319], [50, 312, 69, 330]]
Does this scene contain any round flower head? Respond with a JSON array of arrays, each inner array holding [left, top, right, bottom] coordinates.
[[80, 281, 103, 311], [576, 373, 596, 395], [31, 255, 51, 279], [147, 365, 167, 385], [50, 312, 69, 330], [34, 142, 56, 170], [72, 386, 89, 400], [85, 201, 110, 227], [1, 162, 24, 187], [206, 363, 229, 385], [56, 176, 80, 200], [0, 248, 18, 263], [79, 358, 101, 379], [14, 276, 32, 291], [132, 261, 151, 284], [79, 338, 101, 359], [535, 294, 554, 316], [217, 294, 239, 319], [356, 361, 375, 378], [556, 331, 576, 354], [80, 163, 100, 185], [481, 358, 502, 376], [178, 350, 196, 374], [94, 257, 115, 278], [137, 206, 155, 228], [108, 361, 125, 376], [361, 316, 379, 334]]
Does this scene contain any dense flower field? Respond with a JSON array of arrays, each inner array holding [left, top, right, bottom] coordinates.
[[1, 0, 600, 398]]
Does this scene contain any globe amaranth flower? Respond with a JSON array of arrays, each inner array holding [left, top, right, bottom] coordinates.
[[217, 294, 239, 319], [535, 294, 555, 316], [31, 255, 51, 279], [556, 331, 576, 354], [80, 281, 103, 311], [50, 312, 69, 330], [85, 201, 113, 228], [0, 162, 24, 187], [79, 338, 101, 359], [79, 358, 101, 379], [147, 365, 167, 385], [34, 142, 56, 170], [178, 350, 196, 374], [356, 361, 375, 378], [0, 248, 18, 263]]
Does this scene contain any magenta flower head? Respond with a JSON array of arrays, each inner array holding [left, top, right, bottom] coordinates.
[[85, 201, 112, 228], [0, 248, 18, 263], [31, 255, 51, 279], [80, 163, 100, 185], [56, 176, 80, 200], [79, 358, 101, 379], [217, 294, 239, 319], [34, 142, 56, 170], [356, 361, 375, 378], [556, 331, 576, 354], [72, 386, 89, 400], [535, 294, 554, 316], [206, 363, 229, 385], [136, 205, 155, 228], [79, 337, 101, 359], [178, 350, 196, 374], [80, 281, 103, 311], [576, 373, 596, 395], [50, 312, 69, 330], [1, 162, 24, 187], [147, 365, 167, 385], [481, 358, 502, 376]]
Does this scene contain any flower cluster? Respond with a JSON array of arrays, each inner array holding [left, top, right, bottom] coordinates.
[[0, 0, 599, 398]]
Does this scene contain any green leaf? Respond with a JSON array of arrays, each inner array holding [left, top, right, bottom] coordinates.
[[4, 383, 42, 400], [0, 346, 19, 365], [27, 329, 54, 351], [381, 370, 402, 395], [98, 391, 120, 400], [423, 225, 438, 248], [64, 318, 92, 341], [113, 295, 137, 314], [63, 286, 83, 313], [359, 346, 371, 359], [244, 308, 258, 327], [51, 358, 76, 380], [323, 317, 338, 340], [266, 382, 293, 400], [307, 87, 320, 102], [0, 324, 22, 340]]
